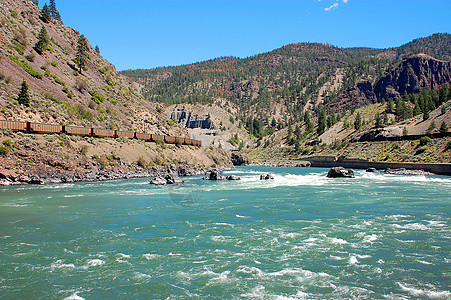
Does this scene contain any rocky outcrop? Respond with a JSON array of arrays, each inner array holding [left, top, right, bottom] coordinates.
[[231, 152, 249, 166], [226, 175, 241, 180], [260, 174, 274, 180], [329, 80, 377, 111], [326, 167, 355, 178], [150, 177, 167, 185], [203, 169, 225, 180], [150, 173, 184, 185], [374, 54, 451, 100]]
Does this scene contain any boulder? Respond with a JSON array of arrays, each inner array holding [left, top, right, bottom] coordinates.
[[0, 169, 18, 181], [203, 169, 225, 180], [366, 167, 377, 172], [327, 167, 355, 178], [226, 175, 241, 180], [150, 177, 167, 185], [165, 174, 183, 184], [260, 174, 274, 180]]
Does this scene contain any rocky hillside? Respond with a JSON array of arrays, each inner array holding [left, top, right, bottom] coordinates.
[[0, 0, 186, 137], [374, 54, 451, 100], [0, 0, 233, 184]]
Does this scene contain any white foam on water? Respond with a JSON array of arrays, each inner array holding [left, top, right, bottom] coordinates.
[[362, 234, 379, 243], [349, 256, 359, 265], [64, 292, 85, 300], [134, 272, 151, 279], [117, 253, 130, 259], [51, 259, 76, 270], [64, 194, 84, 198], [281, 232, 301, 239], [329, 237, 348, 245], [398, 282, 451, 298], [236, 214, 249, 218], [83, 259, 105, 268], [392, 223, 429, 231], [416, 259, 434, 265]]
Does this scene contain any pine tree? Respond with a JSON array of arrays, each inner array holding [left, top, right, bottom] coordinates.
[[40, 4, 51, 23], [49, 0, 61, 21], [317, 110, 326, 135], [354, 112, 362, 130], [95, 45, 100, 54], [34, 26, 49, 54], [375, 113, 382, 128], [403, 126, 408, 136], [17, 81, 30, 107], [75, 34, 88, 73]]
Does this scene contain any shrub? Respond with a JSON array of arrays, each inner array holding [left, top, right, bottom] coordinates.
[[12, 40, 25, 55], [25, 53, 35, 62], [2, 139, 12, 147], [53, 75, 65, 86], [99, 67, 108, 74], [445, 141, 451, 151], [10, 55, 43, 79], [419, 136, 432, 146], [50, 61, 58, 67], [75, 78, 88, 92], [0, 146, 8, 155], [89, 91, 105, 104], [416, 146, 428, 154]]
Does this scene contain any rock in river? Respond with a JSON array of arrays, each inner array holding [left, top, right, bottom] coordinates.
[[150, 177, 167, 185], [260, 174, 274, 180], [327, 167, 355, 178], [226, 175, 241, 180], [203, 169, 225, 180]]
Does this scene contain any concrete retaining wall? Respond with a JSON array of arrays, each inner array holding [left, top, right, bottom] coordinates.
[[305, 156, 451, 176]]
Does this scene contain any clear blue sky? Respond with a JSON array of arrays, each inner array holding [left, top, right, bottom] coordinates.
[[55, 0, 450, 71]]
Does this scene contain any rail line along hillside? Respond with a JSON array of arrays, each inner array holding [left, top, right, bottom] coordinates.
[[0, 120, 201, 147]]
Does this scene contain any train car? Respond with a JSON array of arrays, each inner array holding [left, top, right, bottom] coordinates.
[[116, 130, 135, 139], [175, 137, 184, 145], [29, 123, 62, 134], [135, 132, 151, 141], [193, 140, 202, 147], [92, 128, 115, 138], [0, 120, 27, 131], [151, 134, 164, 142], [164, 136, 176, 144], [65, 125, 92, 136], [184, 138, 193, 145]]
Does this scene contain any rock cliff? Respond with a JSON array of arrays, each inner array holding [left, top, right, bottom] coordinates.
[[374, 54, 451, 100]]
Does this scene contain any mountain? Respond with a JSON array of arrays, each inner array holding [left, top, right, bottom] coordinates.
[[122, 33, 450, 125]]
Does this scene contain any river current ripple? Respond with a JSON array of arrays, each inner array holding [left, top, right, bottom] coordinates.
[[0, 167, 450, 299]]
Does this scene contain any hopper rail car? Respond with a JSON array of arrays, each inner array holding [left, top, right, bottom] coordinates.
[[0, 120, 201, 147]]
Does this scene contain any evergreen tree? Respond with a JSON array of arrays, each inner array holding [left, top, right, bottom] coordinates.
[[40, 4, 51, 23], [17, 81, 30, 107], [354, 112, 362, 130], [34, 26, 49, 54], [440, 121, 448, 133], [423, 111, 430, 121], [95, 45, 100, 54], [383, 112, 389, 125], [75, 34, 88, 73], [375, 113, 383, 128], [317, 109, 326, 135], [49, 0, 61, 21], [403, 126, 408, 136], [441, 105, 447, 115], [387, 99, 395, 113]]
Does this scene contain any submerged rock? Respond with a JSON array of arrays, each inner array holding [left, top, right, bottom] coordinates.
[[226, 175, 241, 180], [366, 167, 377, 172], [260, 174, 274, 180], [327, 167, 355, 178], [203, 169, 225, 180]]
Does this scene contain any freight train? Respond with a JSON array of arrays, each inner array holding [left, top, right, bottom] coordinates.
[[0, 120, 202, 146]]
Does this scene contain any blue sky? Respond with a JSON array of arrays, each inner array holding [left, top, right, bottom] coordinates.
[[55, 0, 450, 71]]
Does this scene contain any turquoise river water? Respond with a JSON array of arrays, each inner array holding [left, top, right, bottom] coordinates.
[[0, 167, 450, 299]]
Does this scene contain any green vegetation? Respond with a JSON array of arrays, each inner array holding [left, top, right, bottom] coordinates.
[[419, 136, 432, 146], [10, 55, 43, 79], [34, 26, 49, 54], [49, 0, 62, 21], [40, 4, 52, 23], [12, 40, 25, 55], [89, 91, 105, 104], [17, 80, 30, 107], [75, 35, 88, 73], [0, 146, 9, 155]]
